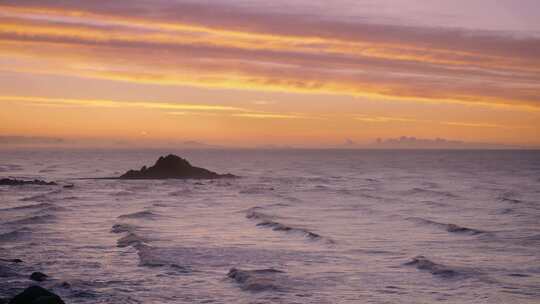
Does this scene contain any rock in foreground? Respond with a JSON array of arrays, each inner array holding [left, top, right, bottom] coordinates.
[[0, 179, 57, 186], [9, 286, 65, 304], [119, 154, 237, 179]]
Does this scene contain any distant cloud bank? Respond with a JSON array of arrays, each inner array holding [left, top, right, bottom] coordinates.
[[0, 135, 532, 150]]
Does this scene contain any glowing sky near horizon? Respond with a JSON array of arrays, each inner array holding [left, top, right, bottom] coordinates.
[[0, 0, 539, 147]]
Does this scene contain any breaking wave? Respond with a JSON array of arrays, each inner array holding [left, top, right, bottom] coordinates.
[[239, 186, 275, 194], [116, 233, 147, 248], [246, 208, 330, 242], [117, 210, 159, 220], [0, 227, 31, 242], [404, 256, 479, 279], [1, 202, 54, 211], [498, 191, 523, 204], [6, 214, 56, 225], [227, 268, 288, 292], [409, 217, 485, 235], [405, 188, 459, 198], [110, 223, 137, 234]]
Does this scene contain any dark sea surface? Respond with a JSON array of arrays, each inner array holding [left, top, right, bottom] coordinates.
[[0, 149, 539, 303]]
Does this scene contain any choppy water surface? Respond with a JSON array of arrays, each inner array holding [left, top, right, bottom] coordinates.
[[1, 149, 539, 303]]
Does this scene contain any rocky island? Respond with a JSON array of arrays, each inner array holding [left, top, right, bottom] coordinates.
[[119, 154, 237, 179]]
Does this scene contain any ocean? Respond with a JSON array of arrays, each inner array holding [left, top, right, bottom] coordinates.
[[1, 149, 539, 303]]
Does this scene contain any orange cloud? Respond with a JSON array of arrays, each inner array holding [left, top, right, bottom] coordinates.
[[0, 1, 539, 113], [0, 95, 246, 112]]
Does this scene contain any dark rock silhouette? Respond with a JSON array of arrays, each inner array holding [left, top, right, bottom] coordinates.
[[119, 154, 237, 179], [0, 179, 57, 186], [9, 286, 65, 304], [30, 271, 48, 282]]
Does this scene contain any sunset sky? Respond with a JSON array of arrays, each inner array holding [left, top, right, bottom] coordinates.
[[1, 0, 539, 147]]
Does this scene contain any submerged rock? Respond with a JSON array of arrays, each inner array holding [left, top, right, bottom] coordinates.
[[0, 179, 57, 186], [30, 271, 48, 282], [119, 154, 237, 179], [9, 286, 65, 304]]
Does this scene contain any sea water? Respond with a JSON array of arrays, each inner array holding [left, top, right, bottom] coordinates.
[[0, 149, 539, 303]]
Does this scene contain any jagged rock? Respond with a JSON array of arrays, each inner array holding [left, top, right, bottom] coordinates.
[[0, 179, 57, 186], [119, 154, 237, 179], [30, 272, 48, 282], [9, 286, 65, 304]]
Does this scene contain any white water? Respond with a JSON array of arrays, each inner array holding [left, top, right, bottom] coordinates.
[[1, 149, 539, 303]]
